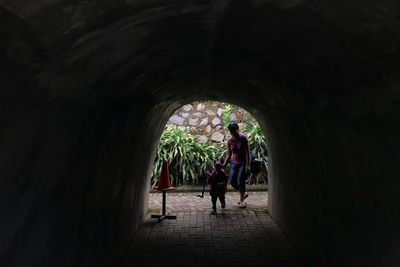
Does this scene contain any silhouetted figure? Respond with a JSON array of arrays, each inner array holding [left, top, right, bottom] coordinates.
[[223, 122, 251, 208], [207, 160, 228, 215]]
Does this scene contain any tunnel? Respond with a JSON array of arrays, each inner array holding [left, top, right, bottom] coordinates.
[[1, 1, 400, 266]]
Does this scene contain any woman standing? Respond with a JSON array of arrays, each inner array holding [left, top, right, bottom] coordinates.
[[223, 122, 251, 208]]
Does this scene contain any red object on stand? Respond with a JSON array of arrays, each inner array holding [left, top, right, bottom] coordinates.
[[156, 160, 175, 191], [151, 161, 177, 222]]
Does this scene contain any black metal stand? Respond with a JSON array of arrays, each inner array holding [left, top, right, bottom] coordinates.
[[197, 175, 207, 198], [151, 191, 177, 222]]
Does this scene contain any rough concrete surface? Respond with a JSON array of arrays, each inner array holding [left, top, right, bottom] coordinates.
[[1, 1, 400, 266]]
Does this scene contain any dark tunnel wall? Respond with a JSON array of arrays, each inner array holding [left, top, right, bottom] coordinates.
[[1, 1, 400, 266]]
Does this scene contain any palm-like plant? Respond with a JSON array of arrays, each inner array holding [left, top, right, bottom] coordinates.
[[244, 121, 268, 171], [152, 127, 222, 187], [223, 104, 232, 126]]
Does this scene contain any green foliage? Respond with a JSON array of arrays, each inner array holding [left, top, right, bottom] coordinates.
[[223, 104, 232, 126], [244, 121, 268, 171], [152, 127, 224, 187]]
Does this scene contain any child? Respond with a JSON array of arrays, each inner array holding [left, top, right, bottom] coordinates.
[[207, 160, 229, 215]]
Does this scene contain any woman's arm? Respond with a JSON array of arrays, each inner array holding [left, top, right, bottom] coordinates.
[[223, 149, 232, 168]]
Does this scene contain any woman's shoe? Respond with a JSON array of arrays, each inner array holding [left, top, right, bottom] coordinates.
[[238, 194, 249, 204], [211, 207, 217, 214]]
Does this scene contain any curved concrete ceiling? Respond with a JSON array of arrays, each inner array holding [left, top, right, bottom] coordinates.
[[2, 0, 399, 106]]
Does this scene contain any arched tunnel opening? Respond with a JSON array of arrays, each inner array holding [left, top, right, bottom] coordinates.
[[130, 92, 276, 221], [146, 100, 269, 212], [127, 97, 284, 266], [139, 99, 277, 267], [149, 100, 269, 188], [1, 1, 400, 267]]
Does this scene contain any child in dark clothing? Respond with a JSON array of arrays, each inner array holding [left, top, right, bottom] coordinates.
[[207, 160, 229, 215]]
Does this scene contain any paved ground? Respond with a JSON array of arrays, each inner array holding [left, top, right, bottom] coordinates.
[[122, 191, 308, 267]]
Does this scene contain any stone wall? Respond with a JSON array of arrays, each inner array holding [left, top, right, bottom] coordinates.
[[167, 101, 253, 144]]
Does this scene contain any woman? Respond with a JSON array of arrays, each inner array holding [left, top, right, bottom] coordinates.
[[223, 122, 250, 208]]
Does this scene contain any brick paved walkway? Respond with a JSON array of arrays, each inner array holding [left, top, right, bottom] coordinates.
[[122, 192, 307, 267]]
